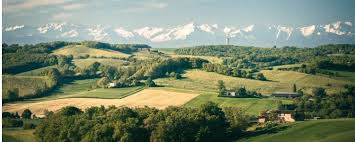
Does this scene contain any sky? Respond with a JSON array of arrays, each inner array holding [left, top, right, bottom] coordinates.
[[3, 0, 355, 28]]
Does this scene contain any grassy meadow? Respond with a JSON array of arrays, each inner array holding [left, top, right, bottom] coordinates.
[[52, 45, 130, 58], [240, 119, 355, 142], [2, 128, 35, 142], [155, 69, 352, 96]]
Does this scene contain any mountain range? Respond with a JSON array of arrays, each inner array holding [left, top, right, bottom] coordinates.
[[3, 21, 354, 48]]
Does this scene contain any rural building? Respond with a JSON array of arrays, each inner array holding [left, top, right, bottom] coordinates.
[[258, 116, 266, 123], [271, 92, 301, 98], [108, 82, 117, 88], [278, 112, 295, 122]]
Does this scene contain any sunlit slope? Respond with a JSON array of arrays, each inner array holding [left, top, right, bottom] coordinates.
[[52, 45, 130, 58]]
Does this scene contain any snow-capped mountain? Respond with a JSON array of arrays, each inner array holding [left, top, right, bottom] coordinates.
[[2, 21, 354, 47]]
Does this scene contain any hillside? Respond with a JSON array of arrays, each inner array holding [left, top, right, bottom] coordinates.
[[155, 69, 352, 95], [52, 45, 131, 58], [241, 119, 355, 142], [2, 75, 56, 100]]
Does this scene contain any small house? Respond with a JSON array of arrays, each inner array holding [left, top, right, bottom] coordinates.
[[278, 112, 295, 122], [271, 92, 301, 98], [108, 82, 116, 88]]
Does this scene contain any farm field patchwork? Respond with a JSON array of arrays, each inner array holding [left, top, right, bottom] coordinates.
[[2, 88, 199, 116], [155, 69, 353, 95]]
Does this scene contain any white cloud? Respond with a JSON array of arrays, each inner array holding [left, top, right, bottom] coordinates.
[[170, 22, 195, 40], [52, 13, 72, 20], [62, 3, 85, 10], [299, 25, 316, 37], [3, 0, 67, 13], [61, 29, 79, 38], [198, 24, 218, 34], [115, 27, 134, 38], [242, 25, 254, 32], [345, 21, 352, 26], [134, 22, 195, 42], [323, 21, 347, 35], [224, 26, 241, 38], [87, 25, 109, 41], [134, 27, 164, 39], [37, 22, 67, 34], [275, 25, 293, 40], [5, 25, 25, 31]]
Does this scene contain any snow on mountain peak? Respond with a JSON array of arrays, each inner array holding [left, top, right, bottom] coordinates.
[[115, 27, 134, 38], [299, 25, 316, 37], [5, 25, 25, 32]]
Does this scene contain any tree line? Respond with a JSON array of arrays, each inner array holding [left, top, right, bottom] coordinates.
[[34, 102, 250, 142]]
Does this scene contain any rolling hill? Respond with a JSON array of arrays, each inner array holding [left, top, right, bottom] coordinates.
[[240, 119, 355, 142], [52, 45, 130, 58]]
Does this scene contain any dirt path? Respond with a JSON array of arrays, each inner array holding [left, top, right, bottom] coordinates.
[[3, 88, 199, 117]]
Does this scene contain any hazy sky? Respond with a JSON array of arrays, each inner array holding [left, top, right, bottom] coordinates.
[[3, 0, 355, 28]]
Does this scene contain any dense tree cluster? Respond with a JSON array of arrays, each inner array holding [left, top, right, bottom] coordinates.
[[282, 86, 355, 119], [81, 41, 151, 54], [202, 63, 267, 81], [34, 102, 250, 142], [2, 41, 75, 74]]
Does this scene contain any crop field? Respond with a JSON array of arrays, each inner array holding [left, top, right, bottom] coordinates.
[[2, 88, 199, 116], [73, 58, 130, 68], [52, 45, 130, 58], [2, 128, 35, 142], [240, 119, 355, 142], [2, 75, 55, 99], [155, 69, 352, 95]]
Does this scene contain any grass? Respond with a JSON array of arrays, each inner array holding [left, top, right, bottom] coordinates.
[[318, 69, 355, 82], [184, 93, 291, 115], [16, 65, 57, 76], [240, 119, 355, 142], [73, 58, 130, 69], [155, 69, 353, 96], [20, 78, 144, 102], [2, 75, 55, 99], [272, 63, 305, 70], [2, 128, 35, 142], [52, 45, 130, 58]]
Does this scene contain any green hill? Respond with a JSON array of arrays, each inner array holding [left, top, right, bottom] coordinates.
[[240, 119, 355, 142]]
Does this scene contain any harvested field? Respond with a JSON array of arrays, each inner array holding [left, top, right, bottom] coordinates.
[[3, 88, 199, 117]]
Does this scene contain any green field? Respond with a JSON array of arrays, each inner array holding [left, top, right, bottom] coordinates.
[[155, 69, 352, 96], [23, 78, 144, 102], [2, 75, 56, 100], [240, 119, 355, 142], [16, 66, 57, 76], [2, 128, 35, 142], [184, 93, 291, 115]]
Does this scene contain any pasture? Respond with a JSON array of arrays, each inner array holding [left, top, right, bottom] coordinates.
[[155, 69, 353, 95], [52, 45, 130, 58], [2, 128, 35, 142], [240, 119, 355, 142], [2, 88, 199, 116]]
